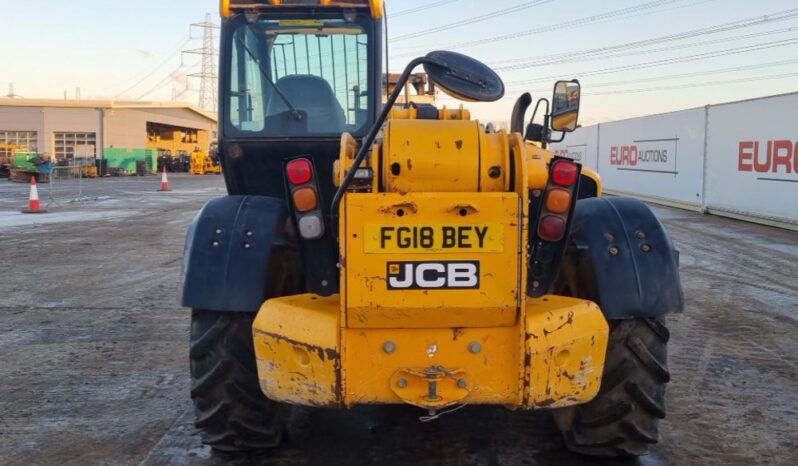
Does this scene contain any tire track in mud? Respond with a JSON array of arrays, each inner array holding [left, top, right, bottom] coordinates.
[[656, 211, 798, 466], [665, 220, 798, 297]]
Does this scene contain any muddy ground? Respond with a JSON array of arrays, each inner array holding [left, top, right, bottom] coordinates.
[[1, 175, 796, 466]]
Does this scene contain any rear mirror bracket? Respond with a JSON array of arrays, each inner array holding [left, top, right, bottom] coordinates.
[[519, 79, 581, 149]]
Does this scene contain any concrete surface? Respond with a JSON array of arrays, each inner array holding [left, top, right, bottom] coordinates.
[[1, 175, 796, 466]]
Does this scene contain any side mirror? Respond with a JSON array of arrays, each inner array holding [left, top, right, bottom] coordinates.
[[551, 80, 581, 133], [423, 51, 504, 103]]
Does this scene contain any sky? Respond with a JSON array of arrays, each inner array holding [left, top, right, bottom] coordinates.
[[2, 0, 797, 125]]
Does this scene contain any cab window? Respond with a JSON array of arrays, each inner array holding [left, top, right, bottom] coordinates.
[[227, 17, 373, 137]]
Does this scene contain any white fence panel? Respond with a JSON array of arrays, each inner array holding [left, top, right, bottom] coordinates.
[[596, 108, 706, 207], [705, 93, 798, 224], [549, 124, 599, 172]]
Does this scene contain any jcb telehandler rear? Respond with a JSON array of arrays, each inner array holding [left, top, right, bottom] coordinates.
[[182, 0, 683, 457]]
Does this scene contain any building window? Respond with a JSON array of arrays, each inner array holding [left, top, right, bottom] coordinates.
[[0, 130, 38, 158], [54, 132, 97, 162]]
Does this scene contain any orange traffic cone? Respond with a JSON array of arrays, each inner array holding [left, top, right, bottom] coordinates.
[[158, 166, 171, 192], [22, 176, 47, 214]]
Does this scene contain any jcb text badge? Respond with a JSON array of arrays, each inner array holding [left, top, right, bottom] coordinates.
[[364, 224, 504, 253], [387, 261, 480, 290]]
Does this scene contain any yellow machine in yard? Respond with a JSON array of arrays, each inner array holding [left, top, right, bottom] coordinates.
[[190, 143, 222, 175], [181, 0, 683, 457]]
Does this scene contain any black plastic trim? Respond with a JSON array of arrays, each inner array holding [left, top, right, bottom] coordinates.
[[181, 195, 298, 312], [558, 197, 685, 318]]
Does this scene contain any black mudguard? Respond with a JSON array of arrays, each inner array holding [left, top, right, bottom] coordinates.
[[181, 195, 296, 313], [558, 197, 684, 319]]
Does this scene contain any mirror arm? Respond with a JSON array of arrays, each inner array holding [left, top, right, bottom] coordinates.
[[529, 98, 547, 127], [331, 56, 444, 220], [542, 113, 551, 150], [549, 132, 566, 144], [525, 98, 551, 147]]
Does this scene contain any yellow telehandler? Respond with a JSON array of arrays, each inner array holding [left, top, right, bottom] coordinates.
[[190, 143, 222, 175], [181, 0, 683, 457]]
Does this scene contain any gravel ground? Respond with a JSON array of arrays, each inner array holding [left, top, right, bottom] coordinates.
[[1, 174, 796, 466]]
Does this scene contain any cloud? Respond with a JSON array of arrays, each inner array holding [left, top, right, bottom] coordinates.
[[137, 49, 154, 59]]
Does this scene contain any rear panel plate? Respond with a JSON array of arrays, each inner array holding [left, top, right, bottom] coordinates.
[[343, 192, 521, 329]]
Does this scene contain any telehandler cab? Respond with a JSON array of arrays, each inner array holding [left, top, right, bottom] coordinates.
[[182, 0, 683, 457]]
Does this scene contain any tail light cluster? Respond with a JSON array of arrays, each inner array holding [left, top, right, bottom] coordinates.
[[529, 157, 582, 297], [286, 158, 325, 240], [537, 159, 579, 241]]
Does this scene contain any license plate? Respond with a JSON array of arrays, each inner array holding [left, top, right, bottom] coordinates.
[[364, 224, 504, 253]]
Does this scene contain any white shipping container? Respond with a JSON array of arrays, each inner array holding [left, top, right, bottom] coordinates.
[[549, 124, 599, 172], [597, 108, 706, 207], [705, 93, 798, 224]]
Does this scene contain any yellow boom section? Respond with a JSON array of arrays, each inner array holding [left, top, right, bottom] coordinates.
[[221, 0, 384, 19]]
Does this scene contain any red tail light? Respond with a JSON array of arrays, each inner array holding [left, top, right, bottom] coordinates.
[[538, 215, 566, 242], [529, 156, 582, 297], [287, 159, 313, 185], [552, 160, 578, 187]]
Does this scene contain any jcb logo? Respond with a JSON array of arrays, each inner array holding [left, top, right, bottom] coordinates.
[[387, 261, 480, 290]]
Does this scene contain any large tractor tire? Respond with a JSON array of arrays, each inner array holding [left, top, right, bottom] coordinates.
[[190, 310, 289, 452], [552, 317, 670, 457]]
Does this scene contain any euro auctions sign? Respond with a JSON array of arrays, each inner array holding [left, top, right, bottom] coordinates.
[[609, 140, 678, 174], [597, 107, 707, 206], [738, 140, 798, 179], [706, 93, 798, 223]]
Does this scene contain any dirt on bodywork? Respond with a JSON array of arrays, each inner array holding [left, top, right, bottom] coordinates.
[[0, 175, 796, 465]]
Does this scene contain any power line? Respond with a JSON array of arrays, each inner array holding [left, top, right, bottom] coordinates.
[[392, 0, 555, 41], [492, 8, 798, 71], [506, 36, 798, 86], [584, 59, 798, 89], [115, 38, 191, 99], [135, 62, 200, 101], [393, 0, 700, 56], [134, 75, 178, 101], [582, 72, 798, 96], [443, 71, 798, 101], [505, 58, 798, 94], [390, 0, 461, 18], [502, 26, 798, 73]]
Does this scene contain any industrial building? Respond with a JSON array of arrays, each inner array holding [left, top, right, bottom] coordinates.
[[0, 99, 217, 174]]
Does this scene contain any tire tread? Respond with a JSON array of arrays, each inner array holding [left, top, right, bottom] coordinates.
[[553, 318, 670, 457], [190, 309, 287, 452]]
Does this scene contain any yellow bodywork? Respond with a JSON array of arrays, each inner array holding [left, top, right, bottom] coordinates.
[[253, 105, 609, 411], [253, 294, 608, 409], [389, 105, 471, 121], [525, 142, 602, 194]]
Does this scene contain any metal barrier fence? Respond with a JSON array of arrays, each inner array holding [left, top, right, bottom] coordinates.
[[550, 91, 798, 230], [47, 165, 84, 206]]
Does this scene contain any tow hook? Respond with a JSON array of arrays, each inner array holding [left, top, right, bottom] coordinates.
[[390, 365, 470, 412], [424, 367, 444, 403]]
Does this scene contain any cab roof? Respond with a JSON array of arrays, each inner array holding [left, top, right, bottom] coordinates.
[[221, 0, 384, 20]]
